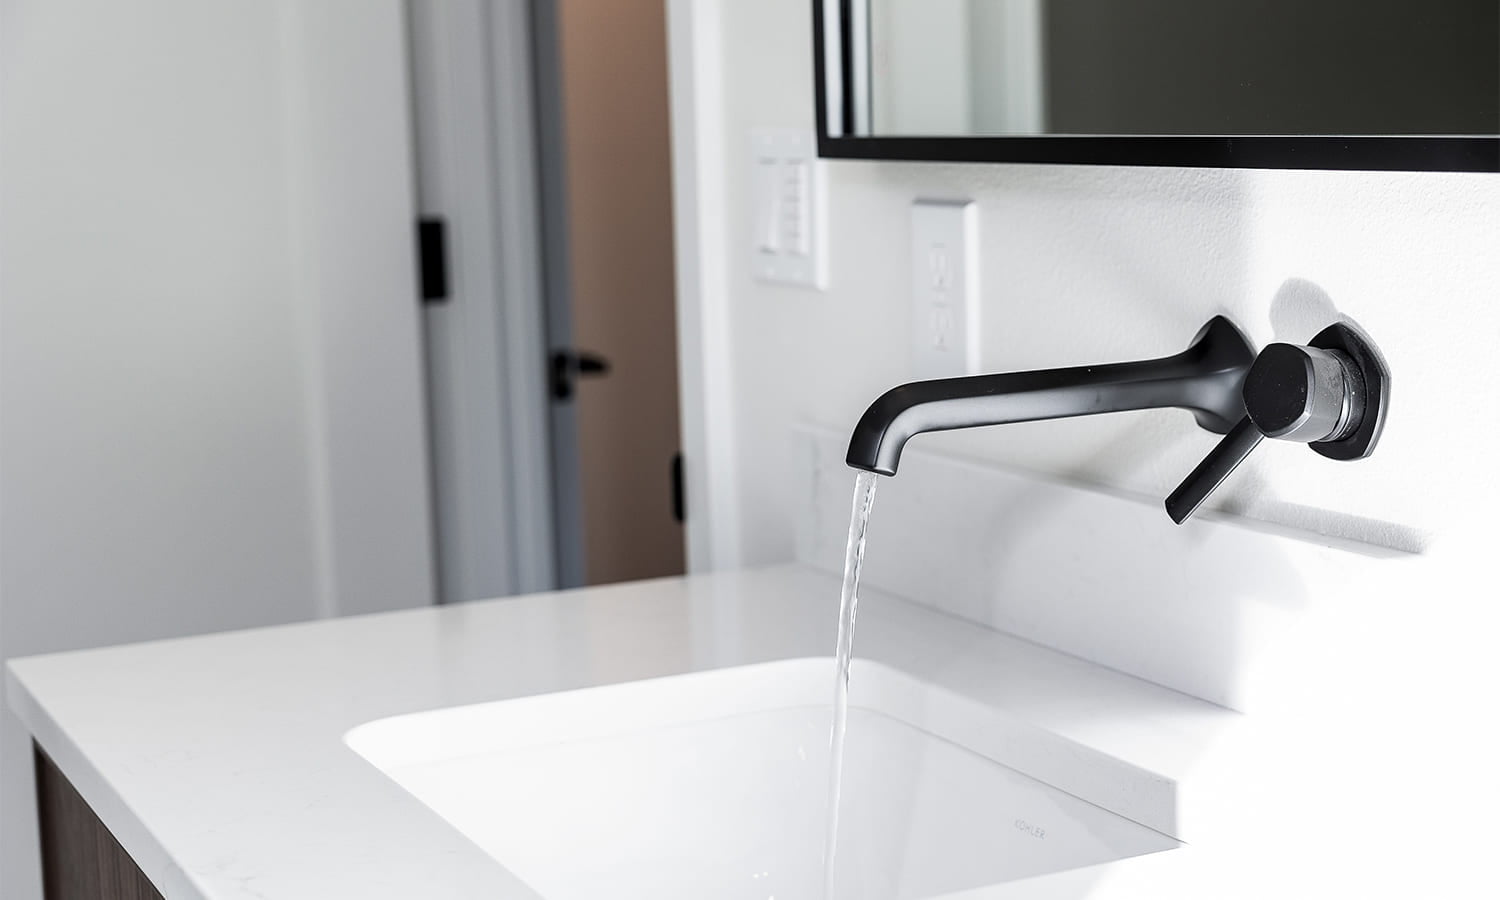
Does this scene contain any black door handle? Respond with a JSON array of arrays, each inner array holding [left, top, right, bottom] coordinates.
[[551, 350, 611, 400]]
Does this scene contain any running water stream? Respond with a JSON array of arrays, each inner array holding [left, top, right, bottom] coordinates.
[[822, 470, 879, 898]]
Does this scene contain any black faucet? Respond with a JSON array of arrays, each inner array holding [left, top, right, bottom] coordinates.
[[846, 316, 1256, 477], [845, 316, 1390, 524]]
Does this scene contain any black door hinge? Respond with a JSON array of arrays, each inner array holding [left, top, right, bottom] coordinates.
[[671, 452, 685, 523], [417, 217, 449, 303]]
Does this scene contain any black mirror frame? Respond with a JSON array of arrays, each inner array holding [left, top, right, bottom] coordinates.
[[813, 2, 1499, 172]]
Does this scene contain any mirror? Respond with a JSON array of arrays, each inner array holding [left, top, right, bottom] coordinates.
[[816, 0, 1499, 170]]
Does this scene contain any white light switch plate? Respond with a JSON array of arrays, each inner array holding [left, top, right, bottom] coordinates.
[[750, 129, 826, 289], [911, 200, 978, 379]]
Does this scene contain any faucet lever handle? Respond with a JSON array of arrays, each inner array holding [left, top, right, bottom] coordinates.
[[1165, 322, 1390, 525], [1165, 417, 1264, 524]]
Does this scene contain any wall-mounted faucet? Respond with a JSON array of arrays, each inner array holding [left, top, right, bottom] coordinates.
[[845, 316, 1256, 477], [845, 316, 1389, 523]]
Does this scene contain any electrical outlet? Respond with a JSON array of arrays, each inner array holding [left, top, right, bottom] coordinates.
[[911, 200, 978, 379]]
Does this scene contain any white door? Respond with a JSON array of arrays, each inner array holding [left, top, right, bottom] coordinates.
[[0, 2, 433, 897]]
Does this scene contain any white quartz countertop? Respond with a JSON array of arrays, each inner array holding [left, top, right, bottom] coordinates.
[[8, 565, 1242, 900]]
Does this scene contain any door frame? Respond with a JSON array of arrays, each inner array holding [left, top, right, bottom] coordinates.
[[665, 0, 744, 573], [407, 0, 559, 600], [528, 0, 588, 589]]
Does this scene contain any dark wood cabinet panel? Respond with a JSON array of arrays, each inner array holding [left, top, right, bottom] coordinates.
[[34, 744, 164, 900]]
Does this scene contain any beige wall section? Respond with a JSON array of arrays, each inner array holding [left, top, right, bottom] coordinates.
[[558, 0, 686, 583]]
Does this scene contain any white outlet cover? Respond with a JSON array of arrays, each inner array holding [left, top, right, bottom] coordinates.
[[750, 129, 826, 289], [911, 200, 978, 379]]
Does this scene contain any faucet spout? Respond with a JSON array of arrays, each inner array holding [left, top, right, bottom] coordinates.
[[846, 317, 1255, 476]]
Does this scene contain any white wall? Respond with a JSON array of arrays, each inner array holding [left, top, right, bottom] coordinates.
[[696, 0, 1498, 567], [0, 2, 433, 896], [671, 3, 1499, 891]]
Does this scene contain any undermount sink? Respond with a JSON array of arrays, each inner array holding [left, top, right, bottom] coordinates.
[[345, 658, 1177, 899]]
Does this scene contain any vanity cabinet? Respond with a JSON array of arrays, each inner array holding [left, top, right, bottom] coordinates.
[[34, 746, 163, 900]]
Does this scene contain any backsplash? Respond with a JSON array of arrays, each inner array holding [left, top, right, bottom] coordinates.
[[791, 425, 1431, 712]]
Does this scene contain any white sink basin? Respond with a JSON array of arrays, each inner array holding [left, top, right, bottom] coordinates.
[[346, 658, 1176, 899]]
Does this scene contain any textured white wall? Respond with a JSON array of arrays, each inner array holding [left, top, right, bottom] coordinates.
[[713, 0, 1499, 568], [681, 8, 1500, 889]]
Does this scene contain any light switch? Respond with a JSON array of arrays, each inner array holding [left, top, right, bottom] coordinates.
[[750, 129, 825, 288], [754, 157, 780, 254], [911, 200, 978, 379], [784, 160, 811, 256]]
